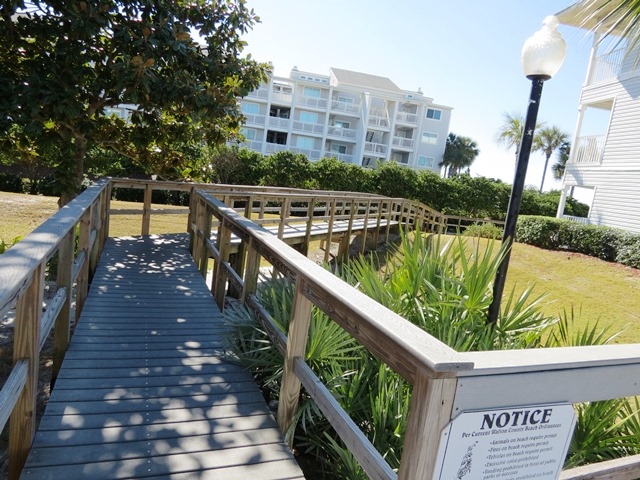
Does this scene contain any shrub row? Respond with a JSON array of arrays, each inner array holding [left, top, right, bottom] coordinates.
[[515, 216, 640, 268]]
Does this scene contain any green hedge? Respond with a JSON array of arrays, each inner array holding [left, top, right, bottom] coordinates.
[[515, 216, 640, 268]]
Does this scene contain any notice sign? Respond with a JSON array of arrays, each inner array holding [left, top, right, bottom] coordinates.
[[433, 404, 576, 480]]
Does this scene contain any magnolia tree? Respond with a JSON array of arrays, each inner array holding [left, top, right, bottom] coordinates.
[[0, 0, 267, 203]]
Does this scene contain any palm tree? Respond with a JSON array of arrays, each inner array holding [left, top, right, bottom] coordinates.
[[533, 126, 569, 192], [578, 0, 640, 54], [552, 141, 571, 181], [496, 112, 525, 163], [440, 133, 480, 177]]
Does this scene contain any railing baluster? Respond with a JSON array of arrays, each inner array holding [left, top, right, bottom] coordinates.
[[213, 218, 232, 310], [53, 230, 75, 384], [75, 207, 92, 321], [8, 262, 44, 480], [141, 183, 153, 235]]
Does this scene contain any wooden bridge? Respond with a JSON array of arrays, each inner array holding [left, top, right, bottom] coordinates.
[[1, 178, 639, 480]]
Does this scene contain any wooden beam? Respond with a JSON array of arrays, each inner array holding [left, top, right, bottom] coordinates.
[[53, 230, 74, 383], [0, 360, 28, 435], [560, 454, 640, 480]]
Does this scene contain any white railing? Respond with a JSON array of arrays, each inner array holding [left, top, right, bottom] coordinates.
[[364, 141, 387, 156], [327, 125, 358, 140], [298, 96, 329, 109], [268, 116, 291, 129], [271, 91, 293, 104], [331, 99, 361, 115], [395, 111, 418, 124], [571, 134, 605, 165], [264, 143, 289, 154], [292, 121, 324, 135], [246, 88, 269, 99], [368, 114, 390, 129], [290, 146, 322, 160], [326, 152, 355, 163], [240, 140, 263, 151], [244, 113, 266, 126], [392, 136, 415, 149], [562, 215, 590, 225], [588, 47, 624, 85]]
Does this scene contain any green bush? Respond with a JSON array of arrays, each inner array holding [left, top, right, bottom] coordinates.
[[0, 172, 24, 193], [515, 216, 564, 249], [616, 234, 640, 269], [463, 222, 503, 239]]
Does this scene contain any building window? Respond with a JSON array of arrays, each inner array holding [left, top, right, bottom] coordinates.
[[334, 120, 350, 129], [338, 96, 354, 104], [242, 128, 257, 140], [296, 136, 315, 149], [421, 132, 438, 145], [303, 86, 321, 98], [426, 108, 442, 120], [331, 143, 347, 154], [267, 130, 287, 145], [242, 102, 260, 115], [299, 111, 318, 123], [417, 155, 434, 168]]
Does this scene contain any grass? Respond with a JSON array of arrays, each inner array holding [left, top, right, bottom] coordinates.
[[1, 191, 639, 343]]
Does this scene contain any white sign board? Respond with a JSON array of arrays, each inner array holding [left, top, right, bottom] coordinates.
[[433, 404, 576, 480]]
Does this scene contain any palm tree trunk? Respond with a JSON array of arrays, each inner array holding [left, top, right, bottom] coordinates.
[[539, 153, 551, 193]]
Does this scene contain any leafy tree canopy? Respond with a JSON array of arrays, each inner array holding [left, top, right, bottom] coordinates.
[[441, 132, 479, 177], [0, 0, 268, 202]]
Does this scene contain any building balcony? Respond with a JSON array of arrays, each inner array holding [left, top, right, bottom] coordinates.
[[239, 140, 263, 151], [395, 111, 418, 124], [587, 47, 624, 85], [330, 99, 361, 116], [364, 142, 387, 157], [246, 88, 269, 100], [329, 152, 355, 163], [292, 121, 324, 135], [268, 116, 291, 129], [571, 134, 605, 165], [326, 125, 357, 140], [244, 113, 266, 126], [392, 136, 415, 149], [265, 143, 289, 154], [271, 91, 293, 105], [291, 146, 322, 160], [368, 114, 390, 129], [298, 95, 329, 109]]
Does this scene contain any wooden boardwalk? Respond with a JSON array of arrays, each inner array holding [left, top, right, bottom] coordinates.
[[20, 235, 304, 480]]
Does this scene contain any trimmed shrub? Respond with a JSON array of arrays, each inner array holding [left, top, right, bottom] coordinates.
[[515, 216, 564, 249], [616, 234, 640, 269], [0, 172, 24, 193], [463, 222, 503, 239]]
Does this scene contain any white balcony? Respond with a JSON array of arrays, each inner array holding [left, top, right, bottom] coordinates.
[[587, 48, 624, 85], [291, 147, 322, 160], [330, 99, 361, 115], [364, 142, 387, 157], [562, 215, 590, 225], [292, 121, 324, 135], [239, 140, 263, 151], [330, 152, 355, 163], [392, 136, 415, 149], [298, 96, 328, 109], [396, 111, 418, 124], [268, 116, 291, 129], [244, 113, 266, 126], [368, 114, 390, 129], [571, 135, 605, 165], [271, 91, 293, 104], [326, 125, 357, 140], [265, 143, 289, 154], [246, 88, 269, 100]]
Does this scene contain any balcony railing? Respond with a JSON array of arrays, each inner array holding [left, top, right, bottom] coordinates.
[[239, 140, 263, 151], [264, 143, 289, 154], [298, 96, 328, 109], [330, 99, 361, 115], [329, 152, 355, 163], [327, 125, 357, 140], [364, 142, 387, 157], [268, 116, 291, 129], [395, 111, 418, 124], [292, 121, 324, 135], [271, 91, 293, 104], [244, 113, 266, 126], [571, 134, 605, 165], [392, 136, 415, 149], [290, 146, 322, 160], [588, 47, 624, 85], [368, 115, 390, 129], [246, 88, 269, 100], [562, 215, 590, 225]]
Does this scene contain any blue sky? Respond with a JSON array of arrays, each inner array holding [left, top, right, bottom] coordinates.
[[240, 1, 596, 192]]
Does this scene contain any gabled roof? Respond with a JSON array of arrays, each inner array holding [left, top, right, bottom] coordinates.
[[557, 0, 626, 35], [330, 67, 402, 93]]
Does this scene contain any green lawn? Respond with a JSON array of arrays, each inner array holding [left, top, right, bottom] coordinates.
[[1, 191, 639, 343]]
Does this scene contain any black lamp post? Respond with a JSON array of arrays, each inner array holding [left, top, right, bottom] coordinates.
[[487, 16, 567, 324]]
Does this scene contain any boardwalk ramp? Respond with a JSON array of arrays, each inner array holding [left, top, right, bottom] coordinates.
[[21, 235, 304, 480]]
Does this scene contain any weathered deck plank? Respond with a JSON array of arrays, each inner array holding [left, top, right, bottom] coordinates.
[[21, 235, 304, 480]]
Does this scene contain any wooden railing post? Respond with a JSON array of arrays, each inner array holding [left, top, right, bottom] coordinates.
[[99, 182, 111, 254], [8, 263, 44, 480], [75, 208, 92, 321], [141, 183, 153, 236], [323, 199, 337, 264], [52, 230, 74, 384], [277, 276, 313, 445], [199, 205, 212, 278], [397, 370, 457, 480], [241, 239, 261, 303], [278, 198, 291, 240], [188, 186, 196, 253], [213, 218, 232, 311]]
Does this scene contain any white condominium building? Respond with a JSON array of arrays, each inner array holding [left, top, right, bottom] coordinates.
[[238, 66, 452, 173]]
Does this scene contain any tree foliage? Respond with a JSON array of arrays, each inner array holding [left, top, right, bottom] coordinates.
[[0, 0, 267, 203], [533, 126, 569, 192], [441, 132, 480, 177]]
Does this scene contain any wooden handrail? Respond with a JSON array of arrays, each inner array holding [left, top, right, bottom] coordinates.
[[560, 454, 640, 480]]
